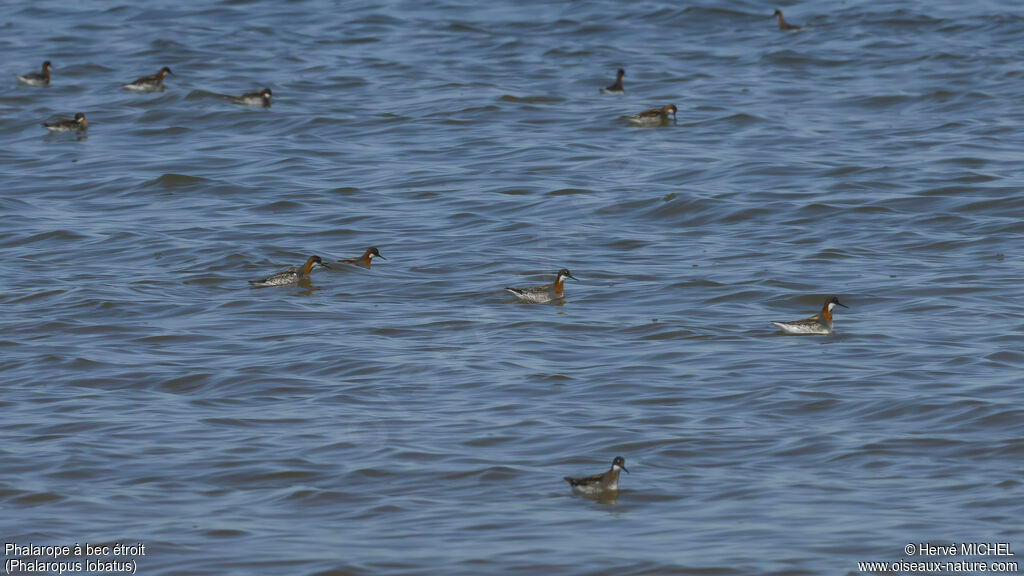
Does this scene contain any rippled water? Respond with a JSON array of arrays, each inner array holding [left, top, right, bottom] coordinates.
[[3, 0, 1023, 574]]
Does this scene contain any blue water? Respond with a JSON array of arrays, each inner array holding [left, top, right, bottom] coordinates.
[[2, 0, 1022, 574]]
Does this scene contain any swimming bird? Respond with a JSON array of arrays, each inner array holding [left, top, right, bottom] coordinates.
[[505, 268, 576, 303], [600, 68, 625, 95], [249, 255, 329, 287], [338, 246, 385, 269], [773, 9, 801, 30], [123, 66, 173, 92], [16, 61, 52, 86], [564, 456, 629, 494], [43, 112, 87, 133], [770, 296, 847, 335], [231, 88, 272, 107], [626, 104, 677, 126]]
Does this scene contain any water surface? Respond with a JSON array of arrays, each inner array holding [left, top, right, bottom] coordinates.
[[2, 1, 1022, 574]]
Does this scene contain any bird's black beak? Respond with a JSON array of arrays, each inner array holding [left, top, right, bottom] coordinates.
[[837, 302, 848, 308], [622, 466, 630, 474]]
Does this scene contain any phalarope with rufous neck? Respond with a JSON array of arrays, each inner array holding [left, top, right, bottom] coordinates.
[[626, 104, 677, 126], [123, 66, 173, 92], [43, 112, 87, 133], [564, 456, 629, 494], [249, 255, 330, 287], [338, 246, 385, 269], [773, 9, 801, 30], [16, 61, 51, 86], [505, 268, 576, 303], [771, 296, 847, 335], [231, 88, 272, 107], [600, 68, 625, 95]]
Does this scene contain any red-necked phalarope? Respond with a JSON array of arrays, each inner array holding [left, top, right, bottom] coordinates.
[[773, 9, 801, 30], [249, 255, 330, 287], [600, 68, 625, 95], [16, 61, 52, 86], [564, 456, 629, 494], [338, 246, 385, 269], [771, 296, 847, 335], [505, 268, 576, 303], [43, 112, 87, 133], [626, 104, 677, 126], [231, 88, 272, 107], [123, 66, 173, 92]]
